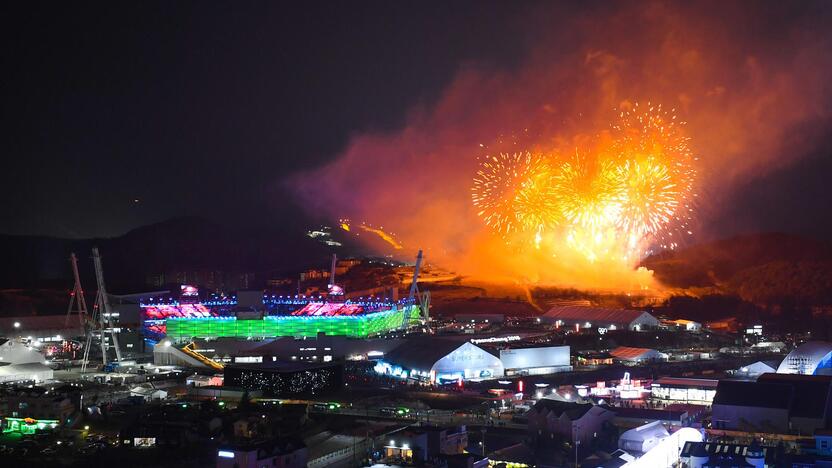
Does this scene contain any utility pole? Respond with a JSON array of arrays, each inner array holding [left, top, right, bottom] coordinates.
[[481, 427, 487, 460]]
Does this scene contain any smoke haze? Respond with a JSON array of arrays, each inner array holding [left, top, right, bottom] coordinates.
[[291, 1, 832, 290]]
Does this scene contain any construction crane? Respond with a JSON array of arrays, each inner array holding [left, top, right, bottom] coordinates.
[[402, 249, 430, 331], [65, 253, 88, 327], [327, 253, 345, 297], [328, 253, 337, 289], [81, 248, 122, 372]]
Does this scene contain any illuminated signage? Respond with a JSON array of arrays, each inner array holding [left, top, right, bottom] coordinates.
[[218, 450, 235, 459], [180, 285, 199, 297], [470, 336, 521, 344]]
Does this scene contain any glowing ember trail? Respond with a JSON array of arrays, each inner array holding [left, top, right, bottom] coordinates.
[[358, 224, 403, 250], [339, 219, 404, 250]]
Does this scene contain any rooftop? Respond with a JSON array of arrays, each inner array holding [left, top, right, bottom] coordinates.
[[653, 377, 719, 389], [712, 380, 793, 410], [612, 407, 687, 420], [382, 336, 475, 370], [757, 373, 832, 419], [610, 346, 662, 360], [543, 305, 653, 324], [531, 398, 594, 421], [220, 436, 306, 458]]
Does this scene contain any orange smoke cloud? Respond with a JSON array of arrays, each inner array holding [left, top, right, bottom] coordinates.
[[290, 2, 832, 290]]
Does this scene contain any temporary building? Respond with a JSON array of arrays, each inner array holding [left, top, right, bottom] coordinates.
[[541, 306, 660, 331], [610, 347, 667, 362], [618, 420, 670, 454]]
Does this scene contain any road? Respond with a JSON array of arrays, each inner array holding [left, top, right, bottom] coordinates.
[[310, 406, 527, 431]]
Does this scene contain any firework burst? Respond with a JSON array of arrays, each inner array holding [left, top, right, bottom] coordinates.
[[471, 151, 558, 236], [471, 101, 697, 260], [610, 102, 697, 249], [551, 150, 622, 231]]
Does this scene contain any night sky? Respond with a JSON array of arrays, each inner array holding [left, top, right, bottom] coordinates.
[[3, 1, 831, 241]]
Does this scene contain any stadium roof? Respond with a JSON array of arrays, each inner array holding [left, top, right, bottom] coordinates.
[[542, 305, 657, 325], [290, 302, 365, 316]]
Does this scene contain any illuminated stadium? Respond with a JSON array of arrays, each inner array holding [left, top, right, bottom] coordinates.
[[141, 295, 422, 344]]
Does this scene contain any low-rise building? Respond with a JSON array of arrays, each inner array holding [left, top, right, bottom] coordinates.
[[130, 383, 168, 401], [0, 387, 75, 423], [527, 398, 615, 447], [377, 337, 504, 382], [384, 425, 469, 464], [120, 404, 222, 448], [498, 345, 572, 376], [680, 441, 773, 468], [612, 407, 690, 429], [216, 438, 307, 468], [610, 346, 667, 363], [541, 306, 660, 331], [617, 421, 669, 455], [663, 319, 702, 332], [711, 373, 832, 434], [651, 377, 718, 405], [186, 374, 224, 387]]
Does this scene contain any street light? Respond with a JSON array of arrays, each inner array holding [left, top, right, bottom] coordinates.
[[13, 322, 20, 329], [573, 424, 581, 468]]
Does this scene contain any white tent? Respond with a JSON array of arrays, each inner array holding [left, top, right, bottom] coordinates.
[[0, 362, 54, 383], [130, 384, 168, 401], [736, 361, 778, 377], [619, 421, 670, 454], [0, 339, 45, 365]]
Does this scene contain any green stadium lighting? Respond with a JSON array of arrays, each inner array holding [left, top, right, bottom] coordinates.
[[165, 304, 420, 341]]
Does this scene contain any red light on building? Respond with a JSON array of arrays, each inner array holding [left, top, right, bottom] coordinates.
[[518, 380, 524, 393], [457, 377, 463, 388]]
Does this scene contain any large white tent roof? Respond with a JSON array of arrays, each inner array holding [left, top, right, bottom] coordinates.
[[776, 341, 832, 375]]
